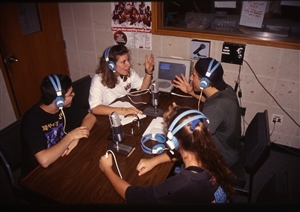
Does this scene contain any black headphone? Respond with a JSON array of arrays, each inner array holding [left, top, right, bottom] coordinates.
[[104, 45, 116, 72], [48, 75, 64, 109], [141, 110, 209, 154], [199, 59, 220, 90]]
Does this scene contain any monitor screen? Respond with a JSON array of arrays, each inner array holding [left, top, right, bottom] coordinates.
[[158, 62, 187, 80], [154, 57, 192, 82]]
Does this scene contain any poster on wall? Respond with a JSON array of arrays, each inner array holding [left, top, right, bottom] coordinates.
[[110, 2, 152, 50]]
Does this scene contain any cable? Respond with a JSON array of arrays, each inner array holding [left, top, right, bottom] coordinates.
[[197, 89, 203, 111], [126, 89, 149, 105], [270, 121, 276, 136], [170, 92, 193, 98], [106, 150, 123, 179], [128, 89, 150, 96], [244, 60, 300, 128], [126, 95, 148, 105], [60, 109, 67, 134]]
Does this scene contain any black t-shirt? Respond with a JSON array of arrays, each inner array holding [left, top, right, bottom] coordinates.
[[20, 102, 88, 178], [125, 166, 227, 204]]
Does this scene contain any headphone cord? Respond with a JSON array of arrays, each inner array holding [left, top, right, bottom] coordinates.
[[198, 89, 203, 111], [106, 150, 123, 179], [60, 108, 67, 134]]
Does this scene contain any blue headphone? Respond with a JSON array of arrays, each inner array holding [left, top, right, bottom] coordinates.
[[104, 45, 116, 72], [141, 110, 209, 154], [199, 59, 220, 90], [141, 133, 167, 154], [48, 75, 64, 109]]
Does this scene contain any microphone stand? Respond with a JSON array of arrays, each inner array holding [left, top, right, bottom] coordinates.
[[143, 81, 164, 117], [107, 112, 135, 157]]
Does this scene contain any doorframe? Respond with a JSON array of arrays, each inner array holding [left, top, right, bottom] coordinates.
[[0, 53, 20, 119]]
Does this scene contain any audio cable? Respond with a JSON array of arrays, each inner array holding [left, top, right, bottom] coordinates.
[[105, 150, 123, 179], [60, 108, 67, 134]]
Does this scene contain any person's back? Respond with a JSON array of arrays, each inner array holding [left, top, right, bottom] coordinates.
[[126, 166, 225, 204], [202, 85, 241, 167]]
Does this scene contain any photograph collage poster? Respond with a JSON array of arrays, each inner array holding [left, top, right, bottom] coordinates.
[[110, 2, 152, 50]]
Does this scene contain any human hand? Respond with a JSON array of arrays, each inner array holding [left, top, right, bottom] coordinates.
[[121, 107, 142, 116], [99, 153, 113, 172], [168, 102, 177, 111], [61, 126, 90, 156], [61, 139, 79, 157], [136, 158, 158, 176], [67, 126, 90, 141], [144, 53, 154, 75], [172, 74, 193, 94]]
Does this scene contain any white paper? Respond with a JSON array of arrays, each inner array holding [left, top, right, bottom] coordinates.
[[214, 1, 236, 8], [142, 117, 165, 136], [239, 1, 267, 28], [109, 101, 146, 125]]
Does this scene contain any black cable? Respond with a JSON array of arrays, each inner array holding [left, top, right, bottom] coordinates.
[[243, 60, 300, 128]]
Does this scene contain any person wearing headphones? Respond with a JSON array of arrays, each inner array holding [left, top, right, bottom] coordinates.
[[137, 57, 241, 175], [89, 44, 154, 116], [99, 106, 235, 203], [21, 74, 97, 178]]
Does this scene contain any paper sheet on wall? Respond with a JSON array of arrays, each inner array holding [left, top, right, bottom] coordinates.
[[142, 117, 165, 136], [239, 1, 267, 28], [110, 2, 152, 50], [109, 101, 146, 125]]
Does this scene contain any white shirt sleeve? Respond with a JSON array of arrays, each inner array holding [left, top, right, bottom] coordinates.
[[89, 74, 105, 110]]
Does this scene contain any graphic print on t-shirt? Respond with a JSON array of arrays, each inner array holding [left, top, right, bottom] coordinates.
[[45, 122, 65, 148]]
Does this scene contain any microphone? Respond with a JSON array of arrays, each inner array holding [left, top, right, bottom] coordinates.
[[151, 80, 159, 110], [193, 43, 205, 55], [143, 80, 164, 117], [109, 111, 124, 143]]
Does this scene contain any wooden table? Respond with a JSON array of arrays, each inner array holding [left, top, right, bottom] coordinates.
[[19, 89, 199, 204]]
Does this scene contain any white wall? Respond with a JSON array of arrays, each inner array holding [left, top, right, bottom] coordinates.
[[1, 2, 299, 149]]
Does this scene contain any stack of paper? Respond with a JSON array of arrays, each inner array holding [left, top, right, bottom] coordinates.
[[109, 101, 146, 125], [142, 117, 165, 136]]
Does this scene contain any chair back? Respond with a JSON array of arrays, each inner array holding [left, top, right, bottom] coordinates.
[[72, 75, 92, 111], [0, 118, 22, 187], [243, 110, 271, 173]]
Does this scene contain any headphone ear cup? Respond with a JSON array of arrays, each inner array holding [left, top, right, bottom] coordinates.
[[152, 144, 166, 155], [108, 60, 116, 71], [166, 136, 179, 150], [200, 77, 210, 89], [141, 133, 167, 154], [55, 96, 65, 108]]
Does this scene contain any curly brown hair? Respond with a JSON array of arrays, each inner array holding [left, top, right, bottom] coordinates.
[[96, 45, 131, 88], [163, 106, 235, 198]]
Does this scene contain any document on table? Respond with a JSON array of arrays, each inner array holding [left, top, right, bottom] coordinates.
[[109, 101, 146, 125], [142, 117, 165, 136]]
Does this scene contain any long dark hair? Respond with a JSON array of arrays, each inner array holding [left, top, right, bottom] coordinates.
[[96, 45, 131, 88], [163, 106, 235, 197], [40, 74, 72, 105]]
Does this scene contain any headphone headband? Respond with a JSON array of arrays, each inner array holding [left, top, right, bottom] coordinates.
[[205, 59, 220, 78], [166, 110, 209, 150], [48, 74, 64, 109], [104, 45, 116, 72], [168, 109, 201, 132], [104, 46, 113, 62]]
